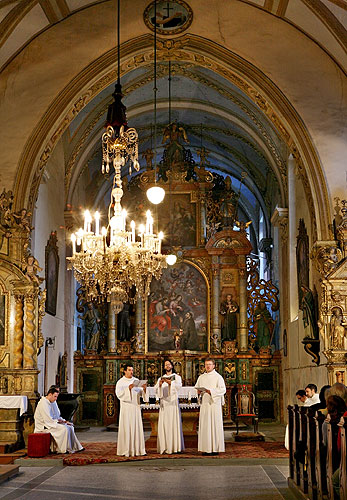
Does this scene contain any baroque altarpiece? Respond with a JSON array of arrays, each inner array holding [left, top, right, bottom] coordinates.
[[73, 124, 282, 426]]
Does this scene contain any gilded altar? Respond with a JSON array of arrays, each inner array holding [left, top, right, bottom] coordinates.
[[74, 127, 282, 426]]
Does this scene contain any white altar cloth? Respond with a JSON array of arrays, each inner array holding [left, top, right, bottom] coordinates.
[[0, 395, 28, 416], [146, 386, 198, 399]]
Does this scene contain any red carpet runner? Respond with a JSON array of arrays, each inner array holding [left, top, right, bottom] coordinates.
[[30, 439, 288, 466]]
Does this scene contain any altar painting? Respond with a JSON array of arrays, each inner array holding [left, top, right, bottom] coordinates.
[[161, 193, 196, 248], [148, 262, 207, 352]]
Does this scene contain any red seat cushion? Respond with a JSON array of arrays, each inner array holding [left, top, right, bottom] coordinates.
[[28, 432, 51, 457]]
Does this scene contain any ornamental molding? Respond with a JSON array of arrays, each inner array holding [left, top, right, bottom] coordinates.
[[14, 34, 328, 239]]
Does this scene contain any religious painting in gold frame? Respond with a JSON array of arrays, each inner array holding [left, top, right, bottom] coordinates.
[[146, 261, 209, 352], [161, 192, 198, 248]]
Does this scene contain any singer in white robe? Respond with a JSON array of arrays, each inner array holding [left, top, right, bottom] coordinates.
[[195, 359, 226, 453], [155, 369, 184, 454], [34, 392, 83, 454], [116, 365, 149, 457]]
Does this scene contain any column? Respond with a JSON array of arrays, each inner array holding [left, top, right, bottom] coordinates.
[[211, 256, 221, 352], [23, 292, 36, 369], [288, 154, 298, 320], [238, 265, 248, 352], [135, 299, 145, 353], [108, 303, 116, 353], [13, 295, 24, 369]]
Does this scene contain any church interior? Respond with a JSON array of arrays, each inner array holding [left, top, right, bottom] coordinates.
[[0, 0, 346, 498]]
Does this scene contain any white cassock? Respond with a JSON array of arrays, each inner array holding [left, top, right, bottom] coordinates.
[[116, 376, 149, 457], [195, 369, 226, 453], [154, 374, 184, 454], [34, 397, 83, 453]]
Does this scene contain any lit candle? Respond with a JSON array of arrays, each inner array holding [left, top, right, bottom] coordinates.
[[146, 210, 151, 234], [122, 209, 127, 232], [71, 233, 76, 254], [77, 228, 84, 248], [158, 231, 164, 253], [95, 211, 100, 236], [130, 220, 135, 242], [84, 210, 91, 232], [139, 224, 145, 246]]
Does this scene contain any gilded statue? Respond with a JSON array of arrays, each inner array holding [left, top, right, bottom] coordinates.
[[22, 254, 44, 285], [162, 122, 189, 165], [254, 301, 275, 348], [330, 307, 346, 349], [220, 294, 238, 342], [142, 148, 154, 169], [78, 302, 101, 351], [301, 285, 319, 339]]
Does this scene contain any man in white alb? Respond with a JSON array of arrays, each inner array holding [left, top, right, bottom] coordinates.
[[155, 359, 184, 454], [195, 358, 226, 455], [116, 363, 148, 457], [34, 387, 84, 454]]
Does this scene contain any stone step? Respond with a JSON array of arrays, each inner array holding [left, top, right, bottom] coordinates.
[[0, 450, 26, 465], [0, 464, 19, 484]]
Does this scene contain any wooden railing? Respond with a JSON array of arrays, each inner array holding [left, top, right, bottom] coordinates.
[[288, 405, 347, 500]]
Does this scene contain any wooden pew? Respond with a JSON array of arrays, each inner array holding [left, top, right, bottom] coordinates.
[[326, 417, 340, 500], [299, 406, 309, 494], [293, 404, 302, 486], [306, 408, 318, 500], [288, 405, 294, 480], [314, 411, 327, 500]]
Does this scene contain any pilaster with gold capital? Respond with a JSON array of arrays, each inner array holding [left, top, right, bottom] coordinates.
[[238, 264, 248, 352], [211, 256, 221, 353], [23, 290, 38, 369], [135, 299, 145, 353], [108, 303, 117, 353], [13, 294, 24, 369]]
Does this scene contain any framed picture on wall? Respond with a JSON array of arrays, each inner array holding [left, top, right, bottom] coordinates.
[[45, 231, 59, 316]]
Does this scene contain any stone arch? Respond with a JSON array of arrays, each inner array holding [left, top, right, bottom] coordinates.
[[14, 34, 330, 241]]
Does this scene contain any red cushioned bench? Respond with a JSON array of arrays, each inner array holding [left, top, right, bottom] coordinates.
[[27, 432, 51, 457]]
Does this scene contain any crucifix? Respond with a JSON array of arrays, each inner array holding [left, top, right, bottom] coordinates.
[[163, 2, 174, 18]]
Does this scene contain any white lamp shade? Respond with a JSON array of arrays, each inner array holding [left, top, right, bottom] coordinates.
[[146, 186, 165, 205], [166, 254, 177, 266]]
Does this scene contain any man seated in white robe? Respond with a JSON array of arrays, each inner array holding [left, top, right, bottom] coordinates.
[[195, 358, 226, 455], [116, 364, 149, 457], [34, 387, 84, 454], [154, 359, 184, 454]]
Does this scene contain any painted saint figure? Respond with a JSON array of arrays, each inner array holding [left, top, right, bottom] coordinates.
[[118, 303, 132, 341], [254, 301, 274, 348], [301, 285, 319, 339], [181, 311, 199, 350], [78, 302, 100, 351], [220, 294, 238, 342]]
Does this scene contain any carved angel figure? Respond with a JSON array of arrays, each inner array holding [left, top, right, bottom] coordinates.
[[23, 255, 44, 285]]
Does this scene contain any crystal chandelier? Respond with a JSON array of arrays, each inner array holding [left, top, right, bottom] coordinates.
[[67, 0, 167, 313]]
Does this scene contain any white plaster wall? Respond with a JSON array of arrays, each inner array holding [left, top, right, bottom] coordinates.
[[282, 171, 329, 416], [32, 141, 66, 396]]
